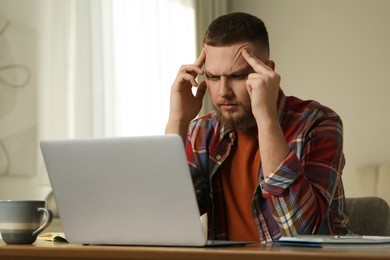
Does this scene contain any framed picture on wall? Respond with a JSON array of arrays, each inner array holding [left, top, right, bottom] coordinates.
[[0, 18, 37, 176]]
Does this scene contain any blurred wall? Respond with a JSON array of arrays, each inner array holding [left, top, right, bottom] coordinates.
[[228, 0, 390, 197]]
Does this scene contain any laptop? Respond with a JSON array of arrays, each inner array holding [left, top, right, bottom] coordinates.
[[40, 134, 253, 247]]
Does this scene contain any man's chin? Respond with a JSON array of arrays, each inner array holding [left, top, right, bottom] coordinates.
[[218, 113, 256, 131]]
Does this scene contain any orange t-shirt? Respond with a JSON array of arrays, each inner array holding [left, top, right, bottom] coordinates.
[[221, 129, 260, 242]]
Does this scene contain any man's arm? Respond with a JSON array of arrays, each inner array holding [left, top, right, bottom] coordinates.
[[242, 49, 347, 235], [241, 49, 289, 178], [165, 49, 207, 143]]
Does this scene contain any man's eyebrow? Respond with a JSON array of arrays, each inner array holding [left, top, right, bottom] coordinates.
[[228, 66, 253, 75], [203, 69, 216, 76]]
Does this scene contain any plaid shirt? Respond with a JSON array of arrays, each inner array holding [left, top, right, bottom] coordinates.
[[185, 90, 349, 243]]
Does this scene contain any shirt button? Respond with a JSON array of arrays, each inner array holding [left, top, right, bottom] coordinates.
[[216, 155, 222, 161]]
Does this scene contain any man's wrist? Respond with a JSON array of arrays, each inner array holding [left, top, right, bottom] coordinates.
[[254, 110, 278, 130], [165, 119, 190, 143], [166, 118, 190, 131]]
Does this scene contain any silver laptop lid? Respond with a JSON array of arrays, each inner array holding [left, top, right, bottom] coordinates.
[[40, 134, 206, 246]]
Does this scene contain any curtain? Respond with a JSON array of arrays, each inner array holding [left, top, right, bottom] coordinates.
[[108, 0, 196, 137], [39, 0, 198, 139], [39, 0, 94, 140], [37, 0, 199, 182]]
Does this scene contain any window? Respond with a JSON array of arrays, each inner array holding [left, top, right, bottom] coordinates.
[[104, 0, 196, 137]]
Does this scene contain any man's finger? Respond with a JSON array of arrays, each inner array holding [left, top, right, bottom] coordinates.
[[180, 65, 203, 76], [182, 73, 198, 87], [194, 48, 206, 68], [241, 49, 271, 74], [195, 80, 207, 100]]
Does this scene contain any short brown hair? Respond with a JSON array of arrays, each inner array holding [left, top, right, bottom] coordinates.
[[203, 12, 270, 56]]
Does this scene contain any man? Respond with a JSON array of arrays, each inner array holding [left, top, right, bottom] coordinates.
[[166, 12, 349, 243]]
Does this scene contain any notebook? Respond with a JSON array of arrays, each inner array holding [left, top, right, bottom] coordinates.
[[40, 134, 253, 247], [275, 235, 390, 248]]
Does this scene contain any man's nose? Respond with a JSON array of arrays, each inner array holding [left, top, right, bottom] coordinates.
[[218, 77, 233, 97]]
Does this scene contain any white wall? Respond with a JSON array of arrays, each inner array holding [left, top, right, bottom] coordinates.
[[228, 0, 390, 197]]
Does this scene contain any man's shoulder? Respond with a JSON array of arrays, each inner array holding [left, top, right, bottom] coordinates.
[[285, 95, 341, 120]]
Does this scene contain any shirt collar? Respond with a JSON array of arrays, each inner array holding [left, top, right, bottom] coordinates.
[[219, 125, 232, 142]]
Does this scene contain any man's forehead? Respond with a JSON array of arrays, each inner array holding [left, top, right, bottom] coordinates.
[[204, 44, 253, 75], [204, 44, 254, 59]]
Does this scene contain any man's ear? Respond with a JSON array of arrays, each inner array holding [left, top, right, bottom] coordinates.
[[265, 60, 275, 70]]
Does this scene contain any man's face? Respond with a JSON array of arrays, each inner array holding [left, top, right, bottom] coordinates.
[[204, 43, 266, 131]]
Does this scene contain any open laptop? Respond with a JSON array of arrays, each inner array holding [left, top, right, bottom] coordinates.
[[40, 134, 253, 247]]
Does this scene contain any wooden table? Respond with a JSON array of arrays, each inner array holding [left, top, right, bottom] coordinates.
[[1, 239, 390, 260]]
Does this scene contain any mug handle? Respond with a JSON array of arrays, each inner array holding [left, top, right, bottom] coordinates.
[[33, 207, 54, 236]]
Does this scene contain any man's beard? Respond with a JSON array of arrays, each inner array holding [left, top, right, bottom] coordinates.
[[215, 106, 257, 132]]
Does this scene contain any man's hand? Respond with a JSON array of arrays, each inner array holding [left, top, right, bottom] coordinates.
[[166, 49, 207, 140], [242, 49, 289, 178], [241, 49, 280, 123]]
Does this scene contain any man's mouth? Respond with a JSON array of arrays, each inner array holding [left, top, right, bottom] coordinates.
[[219, 102, 238, 111]]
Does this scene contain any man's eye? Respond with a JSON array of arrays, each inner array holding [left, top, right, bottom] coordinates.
[[231, 75, 247, 80], [206, 74, 219, 81]]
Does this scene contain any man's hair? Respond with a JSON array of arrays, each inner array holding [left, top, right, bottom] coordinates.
[[203, 12, 270, 56]]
